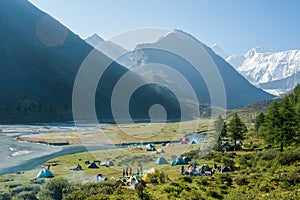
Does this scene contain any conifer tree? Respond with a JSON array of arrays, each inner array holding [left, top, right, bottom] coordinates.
[[227, 113, 247, 146]]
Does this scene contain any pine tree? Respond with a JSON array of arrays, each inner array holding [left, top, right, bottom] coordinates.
[[214, 115, 224, 133], [227, 113, 247, 146], [264, 101, 281, 146], [254, 112, 265, 132], [278, 96, 297, 152], [264, 97, 298, 152], [213, 115, 227, 149]]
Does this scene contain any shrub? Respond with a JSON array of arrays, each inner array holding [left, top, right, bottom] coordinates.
[[277, 151, 300, 166], [178, 176, 193, 183], [257, 149, 277, 161], [235, 177, 249, 186], [10, 185, 40, 197], [37, 178, 70, 200], [0, 192, 11, 200], [11, 191, 38, 200], [222, 157, 235, 169], [216, 174, 232, 186]]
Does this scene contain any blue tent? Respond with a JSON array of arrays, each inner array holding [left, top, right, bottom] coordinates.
[[155, 157, 168, 164], [37, 169, 54, 178]]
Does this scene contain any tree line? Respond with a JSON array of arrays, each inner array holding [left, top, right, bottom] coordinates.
[[214, 84, 300, 152]]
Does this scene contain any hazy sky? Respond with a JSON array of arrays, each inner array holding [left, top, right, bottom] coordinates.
[[28, 0, 300, 55]]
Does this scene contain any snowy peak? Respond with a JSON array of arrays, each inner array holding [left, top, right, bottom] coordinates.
[[238, 48, 300, 83], [85, 34, 104, 47], [245, 46, 272, 58], [230, 47, 300, 95]]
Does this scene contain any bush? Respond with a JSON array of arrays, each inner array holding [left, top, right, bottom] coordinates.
[[37, 178, 70, 200], [257, 149, 277, 161], [178, 176, 193, 183], [11, 191, 38, 200], [0, 192, 11, 200], [234, 177, 249, 186], [10, 185, 40, 197], [277, 151, 300, 165], [216, 174, 232, 186], [222, 157, 235, 169]]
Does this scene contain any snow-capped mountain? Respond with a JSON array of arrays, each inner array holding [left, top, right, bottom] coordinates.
[[211, 45, 300, 96]]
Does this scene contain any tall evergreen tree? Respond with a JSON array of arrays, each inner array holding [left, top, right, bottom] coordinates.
[[264, 97, 298, 152], [254, 112, 265, 132], [214, 115, 224, 133], [227, 113, 247, 146], [278, 96, 297, 151], [213, 115, 227, 148], [264, 101, 281, 146]]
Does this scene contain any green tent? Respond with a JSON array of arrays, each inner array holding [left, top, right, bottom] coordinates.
[[200, 164, 211, 171], [171, 158, 186, 166]]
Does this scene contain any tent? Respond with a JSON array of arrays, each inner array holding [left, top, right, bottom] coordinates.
[[180, 140, 188, 144], [156, 148, 165, 154], [171, 158, 187, 166], [155, 157, 168, 164], [166, 143, 174, 146], [200, 164, 211, 171], [190, 140, 197, 144], [36, 169, 54, 178], [100, 161, 115, 167], [146, 144, 155, 151], [141, 168, 160, 182], [161, 142, 166, 146], [88, 162, 99, 168]]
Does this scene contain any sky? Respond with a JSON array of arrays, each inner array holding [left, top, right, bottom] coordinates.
[[28, 0, 300, 55]]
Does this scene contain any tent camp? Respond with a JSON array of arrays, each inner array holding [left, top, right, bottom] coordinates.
[[155, 157, 168, 164], [37, 169, 54, 178], [171, 158, 187, 166], [88, 162, 99, 168], [141, 168, 160, 182]]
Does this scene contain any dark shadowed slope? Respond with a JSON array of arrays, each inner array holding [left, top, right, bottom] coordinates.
[[0, 0, 182, 123]]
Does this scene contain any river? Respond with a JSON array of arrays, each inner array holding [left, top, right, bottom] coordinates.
[[0, 123, 117, 175]]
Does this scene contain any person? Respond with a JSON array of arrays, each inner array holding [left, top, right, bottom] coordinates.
[[47, 165, 50, 170], [125, 167, 129, 176], [76, 164, 82, 170], [129, 167, 132, 176], [97, 174, 105, 182], [122, 168, 125, 177], [188, 165, 193, 176], [129, 178, 137, 189], [136, 168, 140, 175], [139, 164, 143, 174], [181, 165, 185, 175]]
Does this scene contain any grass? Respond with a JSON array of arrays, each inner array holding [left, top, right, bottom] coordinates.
[[18, 119, 212, 145]]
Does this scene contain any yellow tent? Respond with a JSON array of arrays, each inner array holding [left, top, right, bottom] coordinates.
[[141, 168, 160, 182]]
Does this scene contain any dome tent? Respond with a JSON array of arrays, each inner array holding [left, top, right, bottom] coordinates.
[[155, 157, 168, 164], [88, 162, 99, 168], [37, 169, 54, 178]]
